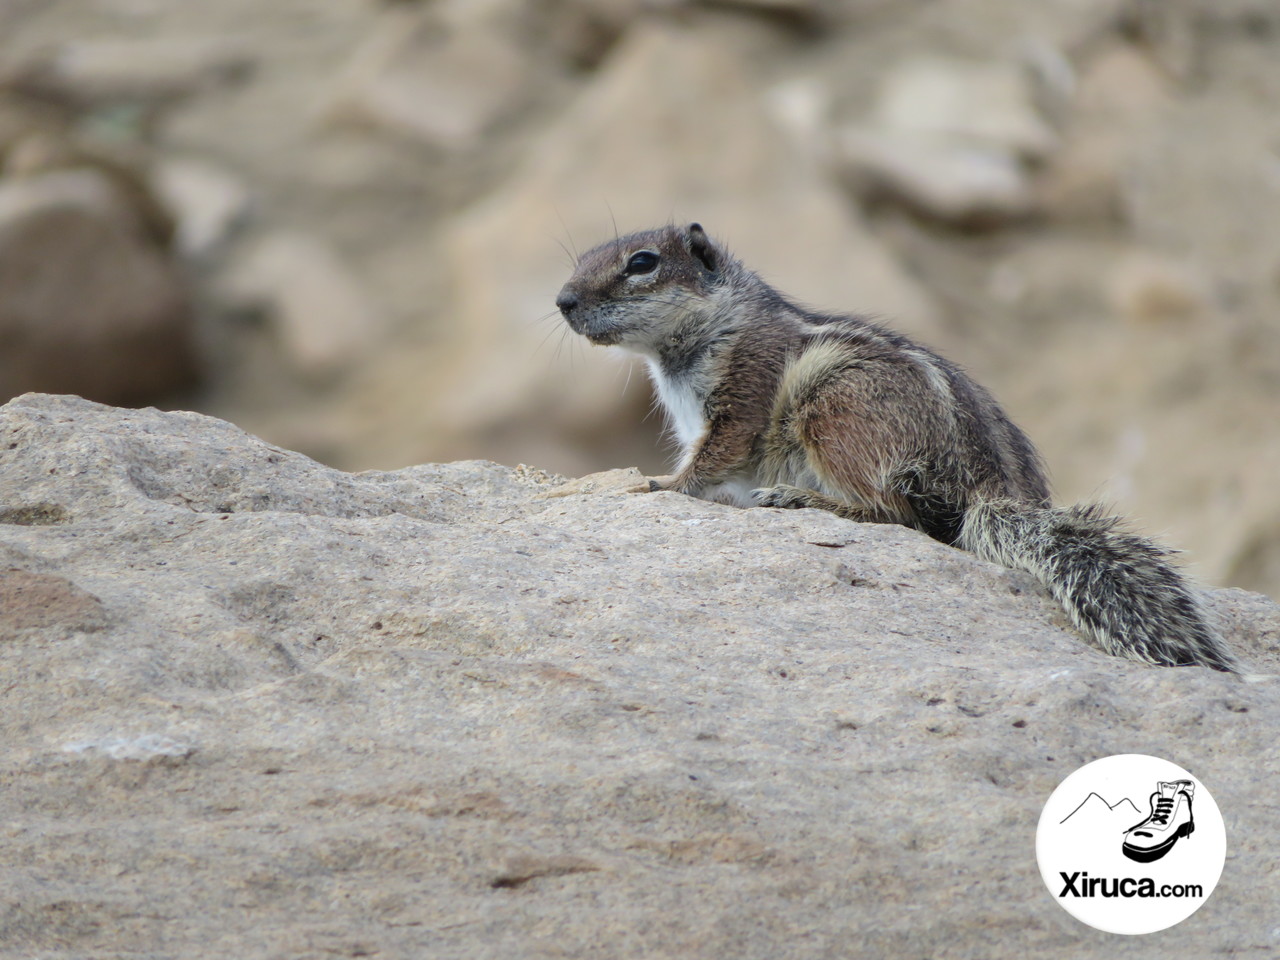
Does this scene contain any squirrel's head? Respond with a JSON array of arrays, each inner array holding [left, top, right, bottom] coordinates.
[[555, 222, 729, 352]]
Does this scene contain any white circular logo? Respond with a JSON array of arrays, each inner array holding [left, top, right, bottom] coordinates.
[[1036, 754, 1226, 935]]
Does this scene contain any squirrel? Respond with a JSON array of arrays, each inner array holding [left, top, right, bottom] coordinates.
[[555, 221, 1239, 673]]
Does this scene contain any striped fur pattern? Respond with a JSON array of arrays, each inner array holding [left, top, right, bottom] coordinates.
[[555, 223, 1238, 672]]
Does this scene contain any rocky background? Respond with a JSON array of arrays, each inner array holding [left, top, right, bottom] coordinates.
[[1, 0, 1279, 602]]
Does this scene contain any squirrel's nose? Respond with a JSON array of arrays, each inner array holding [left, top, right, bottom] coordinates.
[[555, 289, 580, 316]]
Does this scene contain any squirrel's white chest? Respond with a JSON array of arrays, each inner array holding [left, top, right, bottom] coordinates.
[[644, 359, 707, 455], [642, 356, 760, 508]]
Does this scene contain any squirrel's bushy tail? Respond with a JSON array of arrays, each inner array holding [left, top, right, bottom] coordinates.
[[960, 499, 1237, 672]]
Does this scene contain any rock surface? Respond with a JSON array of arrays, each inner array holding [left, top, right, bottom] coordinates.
[[1, 393, 1278, 959]]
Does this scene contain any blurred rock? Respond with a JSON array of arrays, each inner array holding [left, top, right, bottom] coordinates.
[[421, 22, 940, 475], [0, 168, 196, 405], [4, 130, 175, 246], [220, 232, 387, 381], [1226, 518, 1280, 597], [1106, 248, 1210, 326], [991, 256, 1280, 600], [1120, 0, 1198, 81], [0, 166, 130, 225], [3, 37, 255, 108], [152, 156, 252, 259], [982, 236, 1118, 324], [839, 129, 1036, 227], [541, 0, 654, 69], [0, 393, 1277, 959], [835, 56, 1055, 226], [1037, 43, 1172, 223], [1124, 97, 1280, 291], [321, 7, 531, 151], [870, 56, 1057, 160], [0, 95, 61, 159], [763, 75, 830, 146], [697, 0, 823, 20]]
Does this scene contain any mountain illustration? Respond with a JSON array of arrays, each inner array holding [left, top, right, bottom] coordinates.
[[1059, 792, 1143, 829]]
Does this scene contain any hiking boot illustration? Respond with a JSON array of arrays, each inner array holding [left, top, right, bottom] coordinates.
[[1122, 780, 1195, 863]]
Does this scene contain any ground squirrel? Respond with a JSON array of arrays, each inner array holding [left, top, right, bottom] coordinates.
[[555, 222, 1238, 672]]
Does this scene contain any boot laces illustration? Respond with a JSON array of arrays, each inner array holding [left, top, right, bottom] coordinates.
[[1122, 780, 1196, 863]]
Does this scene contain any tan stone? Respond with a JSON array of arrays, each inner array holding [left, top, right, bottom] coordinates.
[[1106, 248, 1209, 327], [152, 156, 253, 259], [321, 7, 532, 151], [5, 36, 254, 106], [219, 231, 387, 381], [1037, 43, 1172, 223], [838, 127, 1037, 226], [542, 0, 655, 68], [869, 56, 1058, 161], [0, 170, 195, 404], [835, 55, 1055, 225]]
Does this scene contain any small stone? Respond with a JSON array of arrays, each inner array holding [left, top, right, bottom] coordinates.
[[63, 734, 195, 762], [539, 467, 651, 498]]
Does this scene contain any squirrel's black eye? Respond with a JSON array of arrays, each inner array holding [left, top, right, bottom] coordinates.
[[624, 251, 659, 276]]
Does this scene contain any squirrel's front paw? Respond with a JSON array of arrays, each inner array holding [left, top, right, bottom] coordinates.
[[646, 474, 678, 493], [752, 485, 813, 510]]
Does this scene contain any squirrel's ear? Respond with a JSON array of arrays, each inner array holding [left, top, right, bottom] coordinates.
[[686, 222, 718, 272]]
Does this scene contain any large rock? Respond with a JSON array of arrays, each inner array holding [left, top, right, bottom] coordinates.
[[321, 6, 533, 152], [1, 393, 1277, 959], [0, 169, 196, 405], [1036, 42, 1173, 223], [835, 56, 1056, 226], [218, 231, 388, 381], [4, 36, 255, 108]]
